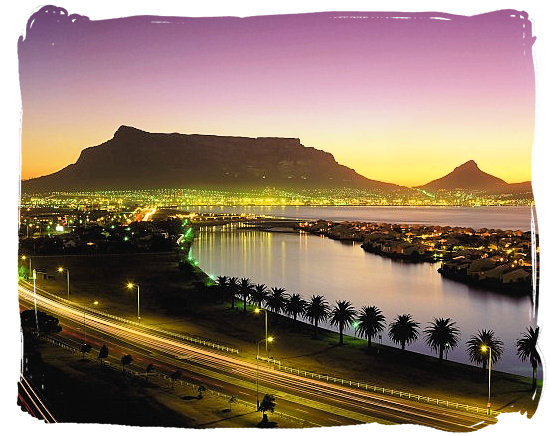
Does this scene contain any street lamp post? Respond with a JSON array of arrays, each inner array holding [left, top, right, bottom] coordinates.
[[127, 283, 141, 323], [21, 255, 31, 279], [254, 308, 269, 354], [57, 267, 70, 299], [256, 336, 274, 410], [481, 344, 492, 415]]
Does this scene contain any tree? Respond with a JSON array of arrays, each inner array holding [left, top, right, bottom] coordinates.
[[388, 314, 420, 350], [216, 275, 229, 302], [170, 369, 182, 388], [258, 393, 276, 425], [466, 329, 504, 370], [356, 306, 386, 348], [145, 363, 154, 380], [329, 300, 357, 346], [228, 277, 239, 309], [121, 354, 133, 372], [251, 284, 268, 309], [305, 295, 330, 339], [197, 385, 207, 399], [80, 343, 92, 359], [239, 278, 254, 312], [20, 310, 62, 335], [516, 326, 541, 391], [265, 288, 288, 322], [285, 293, 307, 322], [98, 344, 109, 365], [423, 317, 460, 361]]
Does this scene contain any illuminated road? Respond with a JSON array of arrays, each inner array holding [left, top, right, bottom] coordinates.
[[19, 281, 496, 430]]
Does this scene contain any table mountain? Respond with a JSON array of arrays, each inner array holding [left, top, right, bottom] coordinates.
[[22, 126, 405, 193]]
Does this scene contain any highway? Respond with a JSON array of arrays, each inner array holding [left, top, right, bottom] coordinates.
[[19, 280, 496, 430]]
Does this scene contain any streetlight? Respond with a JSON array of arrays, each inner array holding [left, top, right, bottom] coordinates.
[[256, 336, 274, 409], [480, 344, 492, 415], [127, 282, 141, 323], [57, 267, 70, 299], [254, 307, 269, 354], [21, 255, 31, 279]]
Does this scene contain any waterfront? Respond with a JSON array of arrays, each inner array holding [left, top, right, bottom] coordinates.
[[192, 223, 537, 377], [192, 205, 535, 231]]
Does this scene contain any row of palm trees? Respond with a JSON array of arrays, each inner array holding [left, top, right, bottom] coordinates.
[[215, 276, 541, 390]]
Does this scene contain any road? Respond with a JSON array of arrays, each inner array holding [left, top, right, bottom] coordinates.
[[18, 280, 496, 431]]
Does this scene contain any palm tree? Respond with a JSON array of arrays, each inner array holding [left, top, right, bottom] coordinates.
[[517, 326, 541, 390], [466, 329, 504, 370], [216, 275, 229, 302], [356, 306, 386, 348], [423, 317, 460, 361], [265, 288, 288, 321], [388, 314, 420, 350], [251, 283, 268, 309], [285, 293, 307, 321], [238, 278, 254, 312], [305, 295, 330, 339], [329, 300, 357, 346], [227, 277, 239, 309]]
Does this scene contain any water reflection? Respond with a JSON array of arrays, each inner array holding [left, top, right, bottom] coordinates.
[[193, 224, 536, 376]]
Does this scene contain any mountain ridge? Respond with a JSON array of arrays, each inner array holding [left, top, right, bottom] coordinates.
[[416, 160, 531, 193], [21, 126, 405, 193]]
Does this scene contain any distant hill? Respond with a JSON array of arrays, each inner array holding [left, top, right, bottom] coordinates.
[[21, 126, 406, 193], [416, 160, 532, 194]]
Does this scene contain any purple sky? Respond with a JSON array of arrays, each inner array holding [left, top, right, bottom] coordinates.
[[19, 8, 535, 186]]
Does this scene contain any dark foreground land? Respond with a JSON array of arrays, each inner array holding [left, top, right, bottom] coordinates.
[[22, 340, 297, 427], [22, 252, 541, 423]]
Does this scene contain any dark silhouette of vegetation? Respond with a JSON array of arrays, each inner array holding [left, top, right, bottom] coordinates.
[[285, 293, 307, 322], [20, 310, 62, 335], [356, 305, 385, 348], [388, 314, 420, 350], [80, 343, 92, 359], [228, 277, 239, 309], [97, 344, 109, 365], [145, 363, 154, 380], [424, 317, 460, 361], [265, 288, 288, 322], [305, 295, 330, 339], [329, 300, 357, 346], [466, 329, 504, 370], [258, 393, 276, 426], [216, 275, 228, 302], [170, 369, 183, 388], [121, 354, 133, 372], [251, 283, 268, 309], [517, 326, 541, 390], [239, 278, 254, 312]]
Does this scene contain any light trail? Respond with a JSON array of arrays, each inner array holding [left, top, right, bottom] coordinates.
[[19, 282, 497, 431]]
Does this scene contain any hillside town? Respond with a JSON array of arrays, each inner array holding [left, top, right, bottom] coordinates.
[[298, 220, 535, 294]]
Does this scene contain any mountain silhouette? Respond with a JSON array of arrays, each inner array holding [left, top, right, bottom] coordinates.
[[21, 126, 406, 193], [416, 160, 531, 193]]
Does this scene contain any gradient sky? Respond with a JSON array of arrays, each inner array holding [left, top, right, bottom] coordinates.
[[18, 8, 535, 186]]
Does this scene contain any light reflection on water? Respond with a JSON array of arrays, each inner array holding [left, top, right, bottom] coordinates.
[[192, 223, 538, 377]]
